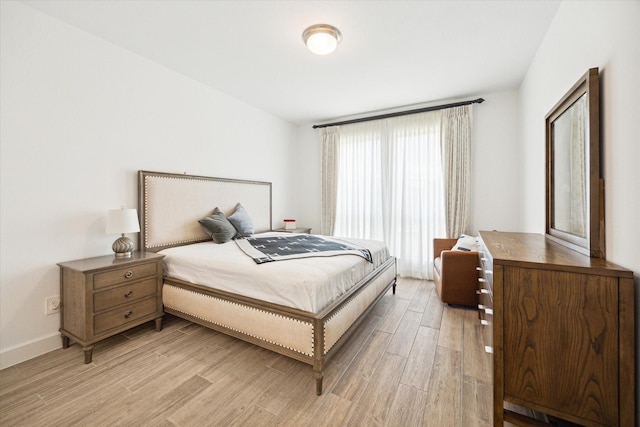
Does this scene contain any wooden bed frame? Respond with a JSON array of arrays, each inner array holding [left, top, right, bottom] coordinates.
[[138, 170, 397, 394]]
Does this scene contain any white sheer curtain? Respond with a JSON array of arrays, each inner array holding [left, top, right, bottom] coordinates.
[[333, 121, 385, 240], [324, 110, 447, 279]]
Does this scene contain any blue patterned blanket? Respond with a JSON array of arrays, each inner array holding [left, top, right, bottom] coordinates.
[[235, 234, 373, 264]]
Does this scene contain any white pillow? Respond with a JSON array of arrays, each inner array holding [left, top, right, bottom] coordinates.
[[452, 234, 477, 251]]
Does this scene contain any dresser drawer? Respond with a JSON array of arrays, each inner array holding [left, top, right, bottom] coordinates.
[[93, 262, 157, 290], [479, 302, 493, 351], [479, 253, 493, 276], [479, 267, 493, 291], [477, 252, 494, 355], [93, 277, 158, 312], [94, 296, 159, 336], [477, 288, 492, 309], [477, 237, 494, 279], [477, 270, 493, 313]]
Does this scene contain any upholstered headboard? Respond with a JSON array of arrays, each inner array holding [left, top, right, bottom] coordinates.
[[138, 170, 272, 252]]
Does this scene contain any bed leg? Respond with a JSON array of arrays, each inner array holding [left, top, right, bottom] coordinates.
[[314, 371, 324, 395], [392, 279, 397, 295]]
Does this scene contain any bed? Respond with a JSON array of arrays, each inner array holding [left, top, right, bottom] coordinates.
[[138, 170, 397, 394]]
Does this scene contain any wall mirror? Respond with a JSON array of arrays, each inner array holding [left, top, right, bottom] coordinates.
[[546, 67, 604, 258]]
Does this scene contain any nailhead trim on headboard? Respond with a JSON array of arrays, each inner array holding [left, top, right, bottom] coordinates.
[[139, 171, 272, 251]]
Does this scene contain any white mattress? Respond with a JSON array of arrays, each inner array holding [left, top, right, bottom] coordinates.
[[160, 232, 390, 313]]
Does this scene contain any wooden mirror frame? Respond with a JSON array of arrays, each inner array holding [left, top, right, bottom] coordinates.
[[545, 68, 604, 258]]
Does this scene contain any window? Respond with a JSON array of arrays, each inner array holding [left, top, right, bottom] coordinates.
[[322, 106, 472, 279]]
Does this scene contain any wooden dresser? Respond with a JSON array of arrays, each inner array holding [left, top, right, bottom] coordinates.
[[477, 231, 635, 427], [58, 251, 165, 363]]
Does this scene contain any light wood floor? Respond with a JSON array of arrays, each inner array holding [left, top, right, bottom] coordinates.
[[0, 278, 492, 426]]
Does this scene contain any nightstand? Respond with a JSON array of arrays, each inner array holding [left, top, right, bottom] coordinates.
[[57, 251, 164, 363], [274, 227, 312, 234]]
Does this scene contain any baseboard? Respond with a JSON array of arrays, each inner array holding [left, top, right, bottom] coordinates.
[[0, 333, 61, 370]]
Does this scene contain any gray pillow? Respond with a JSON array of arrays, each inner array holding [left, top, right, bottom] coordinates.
[[228, 203, 255, 237], [198, 208, 237, 243]]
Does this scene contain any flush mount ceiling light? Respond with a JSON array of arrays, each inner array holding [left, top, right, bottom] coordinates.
[[302, 24, 342, 55]]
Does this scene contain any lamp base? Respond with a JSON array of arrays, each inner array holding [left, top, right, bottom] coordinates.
[[112, 235, 134, 258], [114, 251, 133, 258]]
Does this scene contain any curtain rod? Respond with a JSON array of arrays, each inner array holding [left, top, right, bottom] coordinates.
[[312, 97, 485, 129]]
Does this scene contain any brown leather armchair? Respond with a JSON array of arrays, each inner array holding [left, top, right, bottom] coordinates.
[[433, 238, 479, 307]]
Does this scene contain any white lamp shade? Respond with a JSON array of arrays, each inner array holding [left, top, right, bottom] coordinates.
[[106, 208, 140, 234], [303, 24, 342, 55], [306, 32, 338, 55]]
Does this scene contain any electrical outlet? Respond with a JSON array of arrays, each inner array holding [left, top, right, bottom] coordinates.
[[45, 295, 60, 315]]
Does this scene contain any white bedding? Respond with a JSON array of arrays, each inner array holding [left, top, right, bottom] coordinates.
[[160, 232, 390, 313]]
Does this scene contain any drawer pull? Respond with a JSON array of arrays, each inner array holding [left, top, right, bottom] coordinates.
[[478, 278, 486, 283], [476, 288, 489, 295], [481, 257, 488, 262], [124, 271, 133, 279], [124, 310, 133, 319], [480, 319, 489, 326], [484, 345, 493, 354], [124, 290, 133, 298], [478, 305, 493, 315], [476, 267, 482, 271]]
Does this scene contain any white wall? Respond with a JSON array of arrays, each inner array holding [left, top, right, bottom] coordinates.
[[0, 1, 299, 368], [470, 90, 521, 234], [295, 90, 522, 236], [519, 0, 640, 401], [294, 125, 322, 232]]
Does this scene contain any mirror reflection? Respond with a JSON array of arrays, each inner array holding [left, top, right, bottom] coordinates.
[[552, 93, 587, 238]]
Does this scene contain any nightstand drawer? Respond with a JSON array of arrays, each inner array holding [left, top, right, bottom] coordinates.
[[93, 262, 157, 289], [93, 277, 157, 312], [274, 227, 312, 234], [94, 296, 158, 335]]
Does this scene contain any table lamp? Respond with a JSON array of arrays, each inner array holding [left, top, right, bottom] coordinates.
[[106, 207, 140, 258]]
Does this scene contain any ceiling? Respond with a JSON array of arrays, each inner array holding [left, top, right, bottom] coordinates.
[[21, 0, 560, 125]]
